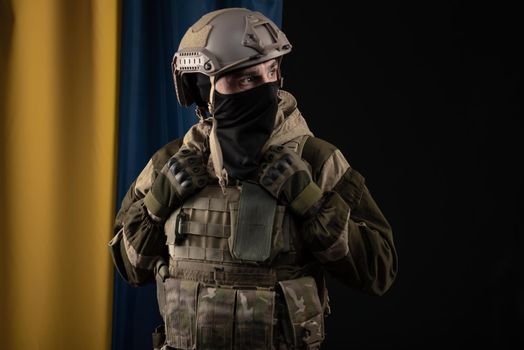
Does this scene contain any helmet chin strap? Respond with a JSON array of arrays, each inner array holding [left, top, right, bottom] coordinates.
[[207, 75, 228, 194]]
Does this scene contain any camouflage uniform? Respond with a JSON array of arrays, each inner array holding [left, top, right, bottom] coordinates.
[[109, 8, 397, 350]]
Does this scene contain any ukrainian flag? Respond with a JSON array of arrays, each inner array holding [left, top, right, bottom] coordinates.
[[0, 1, 282, 349]]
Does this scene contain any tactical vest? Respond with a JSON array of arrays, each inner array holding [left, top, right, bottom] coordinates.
[[156, 138, 327, 350]]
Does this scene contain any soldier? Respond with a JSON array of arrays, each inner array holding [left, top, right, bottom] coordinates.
[[109, 7, 397, 350]]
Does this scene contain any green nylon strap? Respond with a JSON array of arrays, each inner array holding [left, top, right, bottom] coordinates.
[[290, 181, 323, 216], [231, 181, 277, 262], [169, 260, 277, 287]]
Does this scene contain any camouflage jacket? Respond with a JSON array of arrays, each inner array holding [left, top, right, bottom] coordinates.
[[109, 90, 398, 298]]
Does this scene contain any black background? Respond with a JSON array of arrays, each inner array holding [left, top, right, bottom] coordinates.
[[282, 1, 523, 349]]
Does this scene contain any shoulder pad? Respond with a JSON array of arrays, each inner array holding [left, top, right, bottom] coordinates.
[[301, 137, 338, 182], [151, 139, 183, 171]]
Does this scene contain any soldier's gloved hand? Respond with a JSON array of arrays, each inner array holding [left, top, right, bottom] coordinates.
[[144, 146, 208, 220], [259, 145, 324, 217]]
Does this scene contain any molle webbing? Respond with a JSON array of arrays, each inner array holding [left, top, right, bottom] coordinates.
[[169, 260, 277, 288], [164, 183, 298, 279], [181, 195, 231, 212], [177, 221, 231, 238], [171, 242, 232, 263], [165, 189, 234, 263]]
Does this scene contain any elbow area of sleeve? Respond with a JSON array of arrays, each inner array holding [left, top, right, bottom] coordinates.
[[320, 220, 397, 295], [108, 229, 154, 286], [346, 221, 397, 295], [108, 229, 130, 282], [122, 200, 167, 270], [303, 191, 350, 258]]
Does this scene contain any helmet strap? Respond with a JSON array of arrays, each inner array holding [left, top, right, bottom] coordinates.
[[207, 75, 216, 114], [207, 75, 228, 193]]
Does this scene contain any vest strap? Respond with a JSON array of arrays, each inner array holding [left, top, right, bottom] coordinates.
[[169, 260, 277, 288], [179, 220, 231, 238]]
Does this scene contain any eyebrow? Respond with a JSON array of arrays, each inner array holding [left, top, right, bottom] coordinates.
[[231, 61, 279, 78], [267, 61, 278, 70]]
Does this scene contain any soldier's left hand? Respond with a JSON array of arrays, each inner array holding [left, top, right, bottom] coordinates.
[[259, 145, 323, 217]]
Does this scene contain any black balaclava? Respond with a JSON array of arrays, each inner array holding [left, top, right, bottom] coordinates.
[[212, 81, 280, 180]]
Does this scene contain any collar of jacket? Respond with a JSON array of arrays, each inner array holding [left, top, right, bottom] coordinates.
[[181, 89, 314, 181]]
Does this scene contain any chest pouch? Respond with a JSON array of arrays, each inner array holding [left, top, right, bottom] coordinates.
[[229, 181, 277, 262]]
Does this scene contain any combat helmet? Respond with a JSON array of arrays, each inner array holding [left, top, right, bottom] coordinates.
[[172, 7, 292, 109]]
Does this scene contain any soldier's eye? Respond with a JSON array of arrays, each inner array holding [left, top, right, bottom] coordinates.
[[239, 75, 258, 85], [239, 75, 261, 87]]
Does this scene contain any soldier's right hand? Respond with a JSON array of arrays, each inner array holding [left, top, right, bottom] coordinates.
[[144, 146, 208, 220]]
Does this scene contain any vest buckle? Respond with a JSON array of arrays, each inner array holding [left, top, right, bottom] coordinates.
[[175, 211, 188, 244]]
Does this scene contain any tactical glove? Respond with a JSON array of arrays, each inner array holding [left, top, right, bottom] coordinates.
[[144, 146, 208, 219], [259, 145, 323, 217]]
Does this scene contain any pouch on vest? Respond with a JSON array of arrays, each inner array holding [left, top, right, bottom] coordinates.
[[196, 285, 236, 349], [195, 284, 276, 350], [197, 286, 275, 350], [163, 278, 199, 349], [161, 279, 277, 350], [234, 288, 276, 349], [228, 181, 277, 262], [278, 276, 325, 349]]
